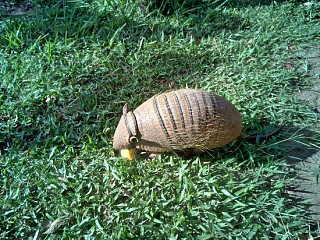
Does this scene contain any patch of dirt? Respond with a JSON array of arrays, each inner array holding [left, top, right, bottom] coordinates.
[[297, 47, 320, 115], [0, 0, 34, 17], [286, 46, 320, 220]]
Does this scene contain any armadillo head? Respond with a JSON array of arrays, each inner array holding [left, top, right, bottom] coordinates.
[[113, 104, 140, 160]]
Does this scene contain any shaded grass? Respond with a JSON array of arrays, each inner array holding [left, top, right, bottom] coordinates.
[[0, 0, 320, 239]]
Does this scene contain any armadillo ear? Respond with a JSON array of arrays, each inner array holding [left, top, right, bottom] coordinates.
[[129, 136, 139, 144], [123, 103, 129, 115]]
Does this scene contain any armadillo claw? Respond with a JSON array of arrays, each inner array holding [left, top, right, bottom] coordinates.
[[120, 149, 136, 160]]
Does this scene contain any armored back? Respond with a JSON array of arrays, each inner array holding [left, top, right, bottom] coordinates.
[[113, 89, 242, 154]]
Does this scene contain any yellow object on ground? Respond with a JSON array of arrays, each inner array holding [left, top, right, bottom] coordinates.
[[120, 149, 136, 160]]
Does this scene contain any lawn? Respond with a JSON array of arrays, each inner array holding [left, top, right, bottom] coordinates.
[[0, 0, 320, 239]]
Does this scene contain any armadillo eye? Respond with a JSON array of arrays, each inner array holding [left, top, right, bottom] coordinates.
[[129, 136, 139, 144]]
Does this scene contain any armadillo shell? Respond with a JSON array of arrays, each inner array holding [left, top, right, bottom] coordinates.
[[133, 89, 242, 153]]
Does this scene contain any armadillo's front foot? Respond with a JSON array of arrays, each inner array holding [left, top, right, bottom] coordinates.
[[142, 151, 189, 159], [120, 149, 161, 160], [140, 152, 160, 159]]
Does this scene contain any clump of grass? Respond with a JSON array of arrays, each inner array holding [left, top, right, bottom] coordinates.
[[1, 0, 320, 239]]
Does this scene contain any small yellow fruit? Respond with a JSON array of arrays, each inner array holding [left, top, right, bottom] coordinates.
[[120, 149, 136, 160]]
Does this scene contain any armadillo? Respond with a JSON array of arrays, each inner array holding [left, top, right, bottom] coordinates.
[[113, 88, 243, 160]]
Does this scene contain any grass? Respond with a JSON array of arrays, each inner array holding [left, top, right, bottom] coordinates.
[[0, 0, 320, 239]]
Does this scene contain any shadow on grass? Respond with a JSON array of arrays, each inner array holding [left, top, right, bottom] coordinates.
[[1, 0, 307, 48], [280, 126, 320, 164], [217, 0, 307, 8], [277, 125, 320, 224], [146, 0, 307, 15]]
